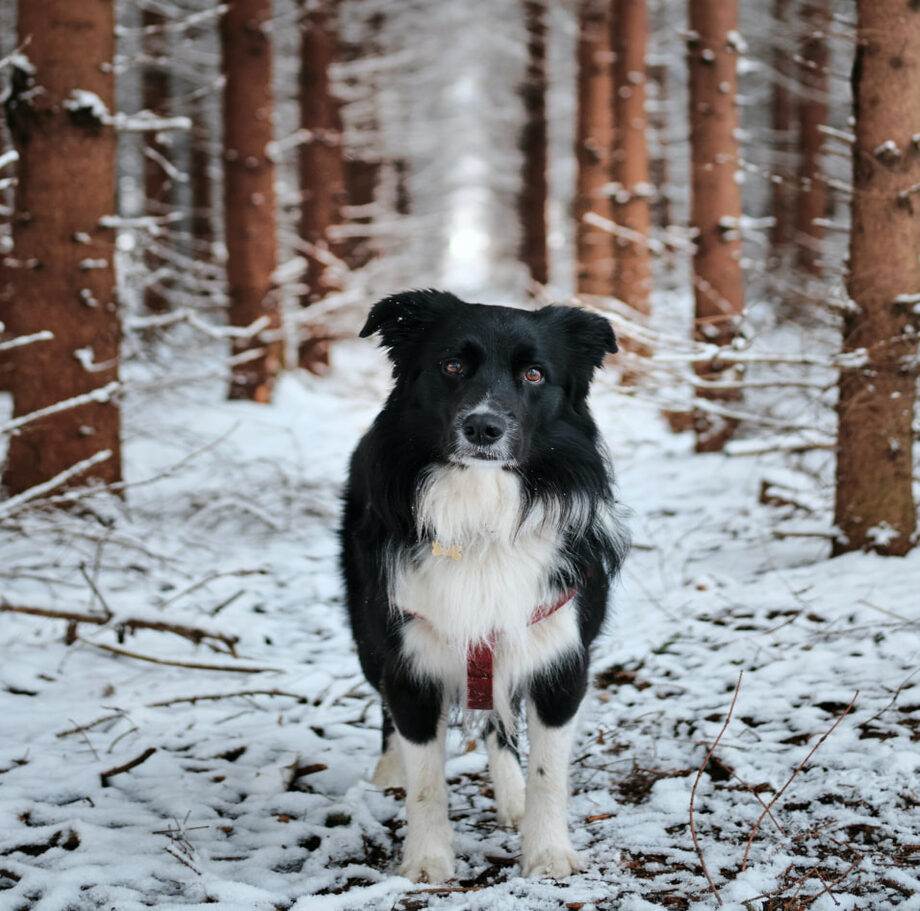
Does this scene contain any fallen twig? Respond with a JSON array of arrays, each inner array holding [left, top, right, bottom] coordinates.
[[0, 603, 239, 653], [147, 688, 306, 708], [689, 670, 743, 907], [77, 638, 274, 674], [99, 746, 157, 786], [741, 691, 859, 872]]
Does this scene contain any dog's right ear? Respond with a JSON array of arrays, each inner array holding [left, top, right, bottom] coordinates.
[[360, 289, 458, 355]]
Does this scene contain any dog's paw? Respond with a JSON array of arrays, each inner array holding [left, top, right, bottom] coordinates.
[[495, 779, 525, 828], [493, 760, 526, 828], [521, 844, 585, 878], [399, 847, 455, 883]]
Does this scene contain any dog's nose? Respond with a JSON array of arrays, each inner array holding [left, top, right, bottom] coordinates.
[[462, 412, 507, 447]]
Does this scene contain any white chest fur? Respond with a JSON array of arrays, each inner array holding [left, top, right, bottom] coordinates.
[[392, 464, 581, 708]]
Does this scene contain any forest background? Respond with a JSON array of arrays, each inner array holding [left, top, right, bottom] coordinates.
[[1, 1, 919, 909]]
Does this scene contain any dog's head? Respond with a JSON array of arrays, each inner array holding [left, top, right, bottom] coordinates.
[[360, 289, 617, 466]]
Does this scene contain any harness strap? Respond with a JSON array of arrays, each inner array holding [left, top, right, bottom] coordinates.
[[397, 588, 578, 711]]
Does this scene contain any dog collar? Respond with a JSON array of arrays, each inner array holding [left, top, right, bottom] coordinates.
[[397, 588, 578, 711]]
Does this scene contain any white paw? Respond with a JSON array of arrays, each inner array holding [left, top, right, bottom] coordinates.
[[399, 846, 455, 883], [521, 844, 585, 878], [495, 774, 526, 828]]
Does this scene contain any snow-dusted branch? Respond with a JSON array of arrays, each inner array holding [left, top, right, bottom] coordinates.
[[124, 309, 270, 341], [110, 111, 192, 133], [0, 330, 53, 352], [0, 450, 113, 520], [115, 6, 229, 38], [0, 381, 121, 436]]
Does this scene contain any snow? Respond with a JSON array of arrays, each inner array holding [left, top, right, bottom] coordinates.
[[64, 90, 111, 120], [2, 324, 919, 909]]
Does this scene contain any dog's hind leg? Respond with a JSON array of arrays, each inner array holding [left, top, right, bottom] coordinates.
[[485, 713, 525, 828], [371, 706, 405, 788]]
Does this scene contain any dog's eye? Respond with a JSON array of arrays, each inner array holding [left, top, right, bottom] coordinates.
[[523, 366, 544, 384], [442, 359, 464, 376]]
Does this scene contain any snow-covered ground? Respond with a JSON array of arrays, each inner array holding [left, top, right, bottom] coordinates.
[[2, 331, 919, 911]]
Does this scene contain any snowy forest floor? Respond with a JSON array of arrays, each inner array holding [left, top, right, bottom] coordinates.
[[2, 334, 920, 911]]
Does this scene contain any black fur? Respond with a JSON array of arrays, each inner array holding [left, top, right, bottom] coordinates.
[[340, 290, 627, 749]]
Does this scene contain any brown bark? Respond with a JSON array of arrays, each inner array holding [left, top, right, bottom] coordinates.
[[647, 61, 671, 233], [611, 0, 652, 373], [340, 10, 383, 271], [768, 0, 794, 264], [0, 136, 11, 392], [794, 0, 829, 276], [2, 0, 121, 494], [142, 9, 172, 313], [343, 156, 379, 269], [519, 0, 549, 288], [298, 1, 348, 372], [574, 0, 615, 296], [833, 0, 920, 557], [189, 97, 214, 261], [299, 1, 347, 304], [687, 0, 745, 452], [220, 0, 281, 402]]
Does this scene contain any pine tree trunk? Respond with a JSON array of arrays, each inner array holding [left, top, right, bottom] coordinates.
[[142, 8, 172, 313], [647, 61, 671, 233], [833, 0, 920, 557], [2, 0, 121, 495], [189, 97, 214, 261], [220, 0, 281, 403], [298, 1, 348, 372], [794, 0, 829, 277], [687, 0, 745, 453], [574, 0, 615, 296], [341, 10, 383, 271], [0, 136, 11, 392], [611, 0, 652, 373], [299, 0, 347, 313], [519, 0, 549, 288], [768, 0, 794, 266]]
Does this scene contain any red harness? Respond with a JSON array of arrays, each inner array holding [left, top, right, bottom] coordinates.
[[399, 588, 578, 711]]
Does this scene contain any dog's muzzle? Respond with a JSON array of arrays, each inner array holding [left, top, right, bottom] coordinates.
[[453, 406, 517, 462]]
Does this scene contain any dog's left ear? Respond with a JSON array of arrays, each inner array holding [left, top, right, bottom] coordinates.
[[536, 305, 618, 363], [360, 289, 459, 357], [536, 306, 617, 402]]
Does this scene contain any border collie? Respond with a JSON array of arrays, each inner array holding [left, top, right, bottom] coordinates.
[[341, 290, 628, 882]]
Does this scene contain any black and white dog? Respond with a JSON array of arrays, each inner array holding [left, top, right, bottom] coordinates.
[[340, 290, 628, 882]]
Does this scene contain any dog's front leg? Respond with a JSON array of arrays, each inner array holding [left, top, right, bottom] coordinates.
[[386, 668, 454, 883], [397, 718, 454, 883], [520, 661, 587, 877]]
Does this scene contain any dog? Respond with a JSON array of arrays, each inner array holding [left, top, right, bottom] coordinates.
[[340, 290, 628, 882]]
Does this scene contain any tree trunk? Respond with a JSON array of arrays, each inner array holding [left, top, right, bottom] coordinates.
[[189, 96, 214, 262], [341, 10, 383, 271], [833, 0, 920, 557], [647, 61, 671, 234], [687, 0, 745, 453], [0, 136, 12, 392], [611, 0, 652, 374], [768, 0, 794, 267], [574, 0, 615, 296], [794, 0, 829, 277], [220, 0, 281, 403], [2, 0, 121, 495], [299, 0, 347, 302], [298, 0, 348, 372], [519, 0, 549, 288], [141, 8, 172, 314]]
